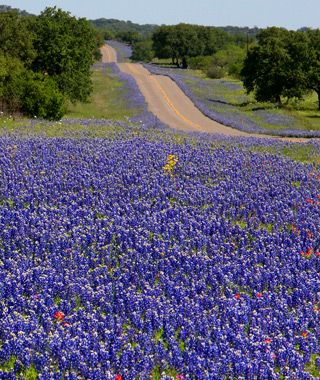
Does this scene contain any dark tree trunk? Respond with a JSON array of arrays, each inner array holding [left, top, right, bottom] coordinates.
[[275, 94, 282, 105], [181, 57, 188, 69]]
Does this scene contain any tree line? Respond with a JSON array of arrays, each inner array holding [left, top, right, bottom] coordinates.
[[129, 23, 251, 80], [0, 7, 102, 120], [127, 24, 320, 110]]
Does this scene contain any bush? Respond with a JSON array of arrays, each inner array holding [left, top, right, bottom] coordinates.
[[188, 56, 212, 71], [21, 73, 66, 120], [229, 62, 244, 79], [212, 45, 245, 79], [206, 66, 226, 79], [131, 40, 154, 62]]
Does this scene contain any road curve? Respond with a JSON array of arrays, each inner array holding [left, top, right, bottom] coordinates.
[[119, 63, 255, 136], [101, 44, 308, 141], [101, 44, 117, 63]]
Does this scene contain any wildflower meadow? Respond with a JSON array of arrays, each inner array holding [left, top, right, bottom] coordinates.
[[0, 57, 319, 380]]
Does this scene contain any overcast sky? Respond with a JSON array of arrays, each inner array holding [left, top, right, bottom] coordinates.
[[3, 0, 320, 29]]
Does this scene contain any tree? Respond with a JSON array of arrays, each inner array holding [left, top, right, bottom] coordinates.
[[116, 30, 142, 44], [131, 40, 154, 62], [32, 7, 100, 103], [152, 25, 173, 62], [0, 11, 35, 66], [152, 24, 232, 68], [212, 45, 246, 78], [0, 54, 26, 113], [241, 27, 308, 104], [306, 29, 320, 110]]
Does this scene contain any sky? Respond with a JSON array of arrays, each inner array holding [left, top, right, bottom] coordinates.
[[3, 0, 320, 29]]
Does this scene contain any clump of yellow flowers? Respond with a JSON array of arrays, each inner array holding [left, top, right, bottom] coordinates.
[[163, 154, 178, 174]]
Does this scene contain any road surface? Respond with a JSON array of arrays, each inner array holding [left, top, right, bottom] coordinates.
[[101, 44, 117, 63]]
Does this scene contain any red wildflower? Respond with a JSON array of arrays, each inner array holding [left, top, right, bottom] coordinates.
[[53, 311, 65, 322], [264, 338, 272, 344], [300, 251, 305, 257], [310, 199, 314, 205], [316, 251, 320, 257], [256, 292, 263, 298], [115, 375, 122, 380], [307, 231, 313, 238], [301, 331, 308, 338], [235, 293, 241, 300], [63, 322, 71, 327], [306, 247, 313, 257], [313, 305, 319, 312]]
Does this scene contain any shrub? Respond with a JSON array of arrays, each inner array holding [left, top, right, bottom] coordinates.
[[206, 65, 226, 79], [21, 73, 66, 120], [188, 56, 212, 71]]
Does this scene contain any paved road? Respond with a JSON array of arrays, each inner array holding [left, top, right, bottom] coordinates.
[[101, 44, 117, 63], [101, 44, 308, 141], [121, 63, 256, 136]]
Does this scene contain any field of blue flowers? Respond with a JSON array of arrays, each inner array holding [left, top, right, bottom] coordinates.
[[0, 53, 320, 380]]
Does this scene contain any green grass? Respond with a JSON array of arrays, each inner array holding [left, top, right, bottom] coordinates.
[[65, 66, 141, 120], [180, 69, 320, 133], [0, 356, 38, 379], [248, 143, 320, 164], [0, 117, 128, 138], [305, 354, 320, 377]]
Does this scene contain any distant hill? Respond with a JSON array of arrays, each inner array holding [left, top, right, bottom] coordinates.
[[90, 18, 158, 37], [0, 4, 265, 39], [217, 26, 261, 37], [0, 4, 34, 16]]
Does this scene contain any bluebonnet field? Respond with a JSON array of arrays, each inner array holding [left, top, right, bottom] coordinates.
[[0, 61, 320, 380], [144, 64, 320, 138]]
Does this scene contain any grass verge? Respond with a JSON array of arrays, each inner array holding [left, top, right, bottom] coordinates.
[[65, 65, 139, 120]]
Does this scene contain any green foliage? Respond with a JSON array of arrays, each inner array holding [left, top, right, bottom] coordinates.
[[206, 66, 226, 79], [212, 45, 246, 78], [305, 354, 320, 377], [21, 72, 66, 120], [0, 6, 103, 119], [90, 18, 156, 38], [0, 10, 36, 66], [152, 24, 232, 68], [0, 53, 26, 113], [0, 5, 34, 17], [241, 27, 310, 104], [116, 30, 142, 44], [131, 39, 154, 62], [305, 29, 320, 109], [32, 7, 100, 103], [188, 56, 212, 71]]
